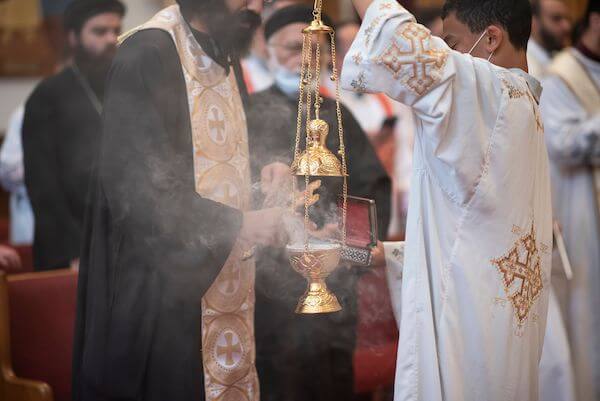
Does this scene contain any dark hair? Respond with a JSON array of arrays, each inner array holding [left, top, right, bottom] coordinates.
[[581, 0, 600, 30], [176, 0, 216, 18], [64, 0, 126, 33], [573, 0, 600, 41], [415, 7, 442, 28], [530, 0, 540, 17], [441, 0, 532, 50]]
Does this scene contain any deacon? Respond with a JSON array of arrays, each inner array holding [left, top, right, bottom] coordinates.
[[22, 0, 125, 270], [527, 0, 572, 78], [541, 3, 600, 400], [344, 0, 553, 400], [527, 2, 575, 401], [72, 0, 285, 400], [246, 5, 391, 401]]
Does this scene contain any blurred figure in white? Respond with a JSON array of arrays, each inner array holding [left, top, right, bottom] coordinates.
[[528, 0, 572, 78], [0, 106, 34, 245], [242, 24, 274, 94], [541, 2, 600, 400], [527, 3, 576, 401]]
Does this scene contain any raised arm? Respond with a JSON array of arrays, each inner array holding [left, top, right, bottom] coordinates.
[[340, 0, 453, 109]]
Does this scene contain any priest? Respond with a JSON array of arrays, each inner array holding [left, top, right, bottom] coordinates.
[[343, 0, 553, 400], [72, 0, 285, 400], [22, 0, 125, 270]]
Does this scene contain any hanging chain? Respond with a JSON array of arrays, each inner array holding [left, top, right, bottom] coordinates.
[[291, 0, 348, 251], [292, 33, 310, 215], [329, 32, 348, 246], [305, 35, 313, 134], [303, 34, 314, 251], [314, 42, 322, 120]]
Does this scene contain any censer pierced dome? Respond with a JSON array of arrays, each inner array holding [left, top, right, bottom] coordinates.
[[290, 119, 344, 177], [286, 0, 349, 314]]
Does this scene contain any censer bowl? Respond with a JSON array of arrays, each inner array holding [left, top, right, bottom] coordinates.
[[286, 243, 342, 314]]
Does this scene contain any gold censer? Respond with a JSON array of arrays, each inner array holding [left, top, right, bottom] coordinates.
[[287, 0, 348, 314]]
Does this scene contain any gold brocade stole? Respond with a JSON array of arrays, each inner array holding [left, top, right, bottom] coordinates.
[[548, 49, 600, 217], [121, 6, 259, 401]]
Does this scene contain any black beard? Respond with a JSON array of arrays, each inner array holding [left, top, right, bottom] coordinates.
[[204, 9, 261, 59], [73, 45, 116, 99], [538, 24, 566, 53]]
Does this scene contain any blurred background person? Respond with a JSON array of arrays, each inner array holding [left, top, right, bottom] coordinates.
[[541, 2, 600, 400], [528, 0, 573, 78], [246, 5, 391, 401], [0, 105, 34, 246], [527, 3, 576, 401], [242, 23, 274, 94], [22, 0, 125, 270]]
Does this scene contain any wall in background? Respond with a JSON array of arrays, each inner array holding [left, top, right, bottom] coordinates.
[[0, 0, 163, 134]]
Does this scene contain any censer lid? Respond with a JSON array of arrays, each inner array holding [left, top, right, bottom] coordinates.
[[302, 19, 334, 34]]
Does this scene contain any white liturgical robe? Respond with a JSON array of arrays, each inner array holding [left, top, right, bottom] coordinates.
[[526, 39, 576, 401], [541, 48, 600, 401], [341, 1, 553, 400]]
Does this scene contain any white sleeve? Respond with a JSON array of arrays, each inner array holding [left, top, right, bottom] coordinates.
[[383, 241, 404, 327], [341, 0, 504, 204], [541, 76, 600, 167]]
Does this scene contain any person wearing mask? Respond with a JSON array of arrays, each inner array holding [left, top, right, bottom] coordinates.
[[246, 5, 391, 401], [347, 0, 553, 399], [22, 0, 125, 270]]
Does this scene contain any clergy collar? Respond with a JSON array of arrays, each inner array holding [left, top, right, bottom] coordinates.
[[189, 27, 231, 73], [510, 68, 543, 103]]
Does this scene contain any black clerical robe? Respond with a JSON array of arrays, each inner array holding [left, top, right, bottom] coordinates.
[[72, 29, 242, 401], [247, 86, 392, 401], [22, 67, 103, 270]]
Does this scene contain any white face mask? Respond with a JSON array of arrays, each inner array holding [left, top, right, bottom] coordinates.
[[468, 29, 495, 62], [274, 68, 302, 97], [268, 52, 302, 98]]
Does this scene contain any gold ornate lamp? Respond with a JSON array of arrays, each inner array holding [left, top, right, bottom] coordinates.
[[287, 0, 348, 314]]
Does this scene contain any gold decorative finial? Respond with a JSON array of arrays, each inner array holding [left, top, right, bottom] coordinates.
[[291, 119, 343, 177]]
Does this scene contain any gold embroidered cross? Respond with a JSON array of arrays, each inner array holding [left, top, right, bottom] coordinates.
[[376, 23, 447, 95], [219, 182, 237, 206], [217, 331, 242, 366], [491, 224, 543, 324], [208, 107, 226, 142]]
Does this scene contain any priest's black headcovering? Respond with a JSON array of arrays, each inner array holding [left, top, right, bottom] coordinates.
[[64, 0, 126, 33], [264, 4, 333, 42]]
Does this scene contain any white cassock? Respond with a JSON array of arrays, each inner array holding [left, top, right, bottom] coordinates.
[[341, 1, 553, 400], [527, 39, 552, 80], [541, 48, 600, 401], [527, 38, 576, 401]]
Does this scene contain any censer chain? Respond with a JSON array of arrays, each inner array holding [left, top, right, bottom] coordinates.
[[329, 32, 348, 246]]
